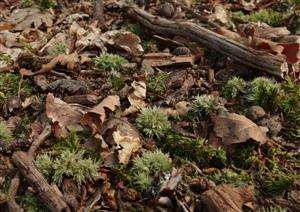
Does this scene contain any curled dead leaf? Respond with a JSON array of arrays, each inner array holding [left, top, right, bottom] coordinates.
[[26, 53, 80, 76], [46, 93, 86, 138], [81, 95, 120, 134], [103, 118, 142, 165], [122, 81, 147, 116]]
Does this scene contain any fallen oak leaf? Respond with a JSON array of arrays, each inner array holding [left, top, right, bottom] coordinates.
[[46, 93, 86, 138], [81, 95, 120, 134], [210, 112, 267, 146]]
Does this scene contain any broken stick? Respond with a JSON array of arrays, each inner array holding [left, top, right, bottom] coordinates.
[[12, 151, 71, 212], [127, 6, 288, 77]]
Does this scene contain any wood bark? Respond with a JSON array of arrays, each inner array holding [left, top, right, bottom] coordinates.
[[12, 151, 71, 212], [95, 0, 105, 26], [127, 6, 288, 77], [7, 124, 57, 212]]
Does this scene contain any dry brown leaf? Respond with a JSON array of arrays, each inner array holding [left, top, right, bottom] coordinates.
[[122, 81, 147, 116], [208, 4, 228, 25], [113, 130, 141, 164], [100, 30, 143, 56], [0, 43, 23, 61], [81, 95, 120, 134], [70, 23, 106, 53], [45, 93, 86, 138], [13, 10, 53, 31], [211, 112, 267, 146], [103, 118, 142, 165], [26, 53, 79, 76], [0, 31, 19, 48], [39, 32, 68, 54], [161, 101, 191, 117], [201, 184, 255, 212]]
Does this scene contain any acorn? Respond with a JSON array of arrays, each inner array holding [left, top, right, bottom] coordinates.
[[158, 3, 175, 18]]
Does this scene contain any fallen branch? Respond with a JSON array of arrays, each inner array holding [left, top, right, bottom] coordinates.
[[12, 151, 71, 212], [127, 6, 288, 77], [7, 124, 53, 211]]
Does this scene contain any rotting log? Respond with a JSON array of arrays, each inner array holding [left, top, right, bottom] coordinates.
[[127, 6, 288, 77], [12, 151, 71, 212]]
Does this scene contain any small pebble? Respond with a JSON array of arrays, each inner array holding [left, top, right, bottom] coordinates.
[[158, 196, 173, 208], [172, 46, 191, 56], [246, 105, 266, 121]]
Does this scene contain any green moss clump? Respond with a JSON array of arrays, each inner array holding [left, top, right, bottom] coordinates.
[[94, 53, 128, 72], [35, 150, 100, 185], [147, 72, 169, 99], [246, 77, 281, 111], [48, 43, 66, 56], [222, 77, 247, 99], [0, 122, 13, 141], [131, 150, 171, 191], [0, 73, 32, 103], [232, 144, 259, 169], [52, 130, 81, 153], [13, 116, 31, 138], [189, 95, 227, 120], [110, 74, 125, 91], [35, 154, 52, 178], [52, 150, 100, 185], [142, 40, 159, 53], [127, 24, 142, 35], [262, 171, 294, 196], [39, 0, 56, 9], [232, 9, 292, 26], [0, 54, 12, 64], [17, 192, 49, 212], [136, 107, 171, 139], [280, 80, 300, 125], [163, 133, 227, 167], [20, 0, 34, 8], [209, 168, 252, 186]]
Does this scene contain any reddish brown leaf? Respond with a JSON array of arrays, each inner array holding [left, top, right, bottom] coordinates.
[[46, 93, 86, 138], [81, 95, 120, 134]]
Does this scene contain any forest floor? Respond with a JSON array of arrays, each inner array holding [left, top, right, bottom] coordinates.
[[0, 0, 300, 211]]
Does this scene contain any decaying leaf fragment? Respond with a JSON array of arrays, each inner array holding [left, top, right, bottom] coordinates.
[[211, 112, 267, 146], [22, 53, 80, 76], [122, 81, 147, 116], [103, 118, 142, 165], [100, 30, 143, 56], [201, 184, 255, 212], [81, 95, 120, 134], [46, 93, 86, 138], [113, 130, 141, 164], [161, 101, 191, 117]]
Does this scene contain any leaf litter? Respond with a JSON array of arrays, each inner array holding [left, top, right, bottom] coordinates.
[[0, 0, 299, 211]]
